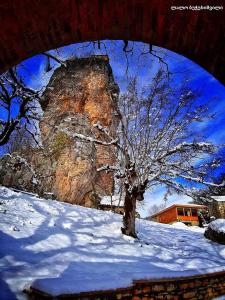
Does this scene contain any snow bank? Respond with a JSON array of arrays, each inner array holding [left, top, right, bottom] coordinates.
[[171, 222, 188, 229], [171, 222, 204, 232], [0, 186, 225, 300]]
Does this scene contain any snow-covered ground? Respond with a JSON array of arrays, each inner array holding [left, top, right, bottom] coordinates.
[[0, 187, 225, 300]]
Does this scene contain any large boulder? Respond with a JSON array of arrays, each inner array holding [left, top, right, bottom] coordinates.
[[204, 219, 225, 245], [0, 154, 39, 193]]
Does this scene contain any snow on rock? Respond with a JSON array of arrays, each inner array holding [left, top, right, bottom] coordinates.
[[209, 219, 225, 234], [204, 219, 225, 245], [0, 186, 225, 300]]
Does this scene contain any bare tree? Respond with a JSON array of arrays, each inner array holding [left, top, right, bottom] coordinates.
[[0, 51, 68, 148], [70, 67, 223, 238], [0, 68, 41, 146], [3, 126, 34, 155], [148, 203, 166, 217]]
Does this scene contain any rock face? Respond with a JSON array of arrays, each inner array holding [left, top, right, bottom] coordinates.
[[0, 56, 120, 207], [39, 56, 119, 206]]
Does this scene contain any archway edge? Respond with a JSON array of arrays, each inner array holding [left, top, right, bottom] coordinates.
[[0, 0, 224, 85]]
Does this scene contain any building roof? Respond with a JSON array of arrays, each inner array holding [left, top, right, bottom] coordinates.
[[212, 196, 225, 202], [147, 203, 207, 219]]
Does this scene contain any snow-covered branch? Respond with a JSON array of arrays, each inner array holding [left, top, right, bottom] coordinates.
[[72, 132, 119, 146], [0, 68, 41, 146], [179, 174, 225, 187], [116, 69, 223, 210], [157, 142, 214, 161], [97, 165, 120, 172]]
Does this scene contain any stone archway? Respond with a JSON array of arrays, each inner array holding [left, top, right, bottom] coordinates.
[[0, 0, 224, 84]]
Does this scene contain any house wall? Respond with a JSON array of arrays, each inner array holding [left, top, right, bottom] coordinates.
[[154, 206, 204, 226], [157, 206, 177, 224]]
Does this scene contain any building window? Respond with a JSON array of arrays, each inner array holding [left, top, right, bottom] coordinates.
[[177, 207, 184, 216], [184, 208, 191, 216], [191, 208, 198, 216]]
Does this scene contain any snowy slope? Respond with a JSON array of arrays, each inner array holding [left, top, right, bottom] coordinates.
[[0, 187, 225, 300]]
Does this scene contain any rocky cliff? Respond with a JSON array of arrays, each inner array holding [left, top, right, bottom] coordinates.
[[0, 56, 120, 207]]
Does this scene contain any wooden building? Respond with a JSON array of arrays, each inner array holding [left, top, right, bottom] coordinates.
[[147, 204, 207, 226]]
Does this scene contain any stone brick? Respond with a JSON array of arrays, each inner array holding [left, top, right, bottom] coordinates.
[[166, 284, 176, 292], [29, 270, 225, 299], [183, 291, 197, 299], [152, 284, 165, 292], [142, 286, 151, 293], [163, 295, 176, 300], [133, 288, 142, 295], [180, 283, 189, 289], [188, 282, 196, 289], [192, 280, 202, 288]]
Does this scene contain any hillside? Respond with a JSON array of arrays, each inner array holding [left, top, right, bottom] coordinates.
[[0, 186, 225, 300]]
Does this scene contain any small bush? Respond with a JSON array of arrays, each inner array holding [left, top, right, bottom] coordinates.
[[51, 131, 71, 158]]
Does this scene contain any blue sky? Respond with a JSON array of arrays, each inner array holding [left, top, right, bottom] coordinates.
[[3, 40, 225, 217]]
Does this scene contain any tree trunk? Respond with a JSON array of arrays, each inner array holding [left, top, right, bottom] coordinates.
[[121, 191, 137, 238], [121, 178, 148, 238]]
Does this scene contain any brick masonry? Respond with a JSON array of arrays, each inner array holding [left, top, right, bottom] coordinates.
[[0, 0, 224, 85], [27, 270, 225, 299]]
